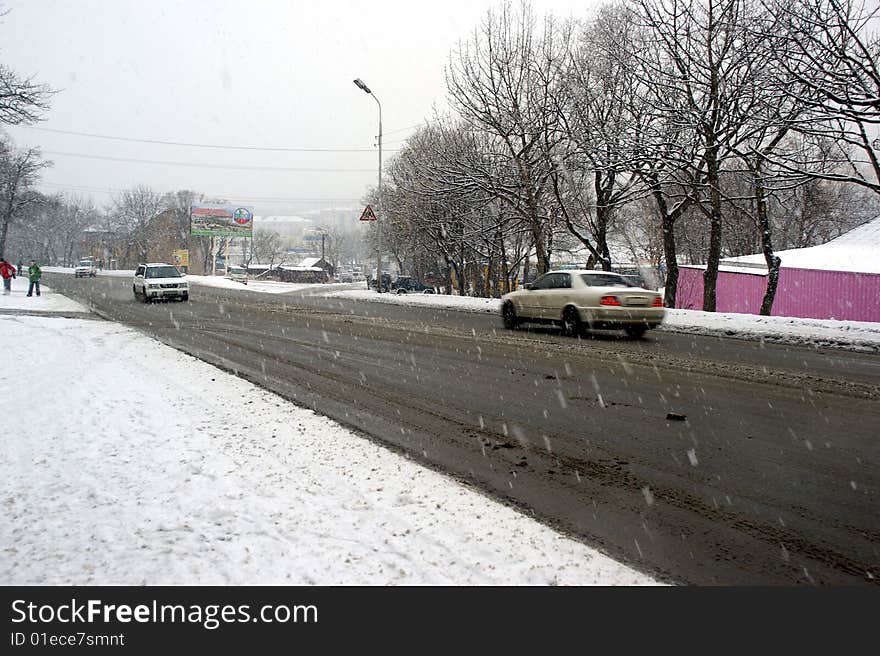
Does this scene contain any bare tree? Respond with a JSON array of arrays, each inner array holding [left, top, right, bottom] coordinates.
[[251, 229, 285, 269], [446, 1, 568, 275], [765, 0, 880, 193], [633, 0, 770, 311], [110, 185, 165, 266], [0, 138, 50, 257], [55, 194, 98, 266], [0, 64, 52, 126], [0, 4, 51, 124], [549, 4, 648, 271]]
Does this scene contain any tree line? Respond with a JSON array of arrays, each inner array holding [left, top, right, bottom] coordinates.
[[374, 0, 880, 312], [2, 0, 878, 311]]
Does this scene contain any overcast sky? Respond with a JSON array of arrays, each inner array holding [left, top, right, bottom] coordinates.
[[1, 0, 600, 215]]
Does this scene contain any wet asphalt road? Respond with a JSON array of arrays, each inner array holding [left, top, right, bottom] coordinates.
[[46, 273, 880, 585]]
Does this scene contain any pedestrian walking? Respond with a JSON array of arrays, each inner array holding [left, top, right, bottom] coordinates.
[[16, 260, 23, 276], [0, 258, 16, 294], [26, 259, 41, 297]]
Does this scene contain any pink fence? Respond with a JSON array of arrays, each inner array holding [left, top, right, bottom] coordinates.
[[675, 266, 880, 322]]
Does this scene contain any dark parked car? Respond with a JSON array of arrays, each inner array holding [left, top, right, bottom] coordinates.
[[369, 272, 393, 292], [391, 276, 435, 294]]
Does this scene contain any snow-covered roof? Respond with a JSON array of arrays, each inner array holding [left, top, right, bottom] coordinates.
[[680, 264, 770, 276], [297, 257, 326, 268], [279, 265, 323, 272], [722, 216, 880, 274]]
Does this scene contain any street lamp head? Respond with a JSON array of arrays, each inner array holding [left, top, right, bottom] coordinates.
[[353, 78, 372, 94]]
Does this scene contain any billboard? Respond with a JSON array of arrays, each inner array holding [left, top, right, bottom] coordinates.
[[172, 249, 189, 267], [190, 204, 254, 237]]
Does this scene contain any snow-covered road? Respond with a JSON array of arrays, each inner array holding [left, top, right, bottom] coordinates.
[[0, 306, 661, 585]]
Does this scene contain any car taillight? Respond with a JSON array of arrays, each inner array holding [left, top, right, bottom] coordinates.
[[600, 295, 621, 306], [652, 296, 663, 307]]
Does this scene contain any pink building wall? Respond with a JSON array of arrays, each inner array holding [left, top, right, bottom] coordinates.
[[674, 266, 880, 322]]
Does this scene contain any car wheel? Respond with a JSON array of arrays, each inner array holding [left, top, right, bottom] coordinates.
[[132, 284, 138, 299], [142, 289, 151, 303], [501, 302, 520, 330], [396, 289, 407, 294], [423, 288, 435, 294], [625, 325, 647, 340], [561, 306, 582, 337], [181, 294, 189, 302]]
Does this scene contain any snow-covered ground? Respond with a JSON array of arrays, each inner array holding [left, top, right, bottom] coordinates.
[[0, 281, 89, 313], [0, 301, 661, 585]]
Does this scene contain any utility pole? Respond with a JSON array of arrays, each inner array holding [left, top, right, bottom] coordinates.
[[354, 77, 383, 292]]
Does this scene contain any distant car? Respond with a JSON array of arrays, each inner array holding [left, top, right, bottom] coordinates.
[[337, 270, 354, 283], [500, 269, 664, 339], [74, 259, 97, 278], [132, 263, 189, 302], [391, 276, 435, 294], [227, 265, 249, 284]]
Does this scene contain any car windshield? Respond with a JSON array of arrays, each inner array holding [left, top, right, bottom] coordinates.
[[580, 273, 635, 288], [146, 266, 180, 279]]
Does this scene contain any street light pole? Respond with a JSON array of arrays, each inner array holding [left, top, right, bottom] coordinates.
[[353, 77, 384, 292]]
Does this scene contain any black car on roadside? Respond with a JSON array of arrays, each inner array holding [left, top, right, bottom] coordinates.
[[391, 276, 435, 294]]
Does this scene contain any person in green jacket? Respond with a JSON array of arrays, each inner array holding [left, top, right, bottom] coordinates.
[[26, 260, 41, 297]]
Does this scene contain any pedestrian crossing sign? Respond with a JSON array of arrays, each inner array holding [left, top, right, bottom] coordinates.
[[359, 205, 377, 221]]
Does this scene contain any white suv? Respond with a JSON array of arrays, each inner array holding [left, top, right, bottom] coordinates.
[[74, 259, 97, 278], [133, 263, 189, 302]]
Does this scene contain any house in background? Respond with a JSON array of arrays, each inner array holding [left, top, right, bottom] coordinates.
[[296, 257, 334, 279], [675, 216, 880, 322], [277, 264, 328, 284]]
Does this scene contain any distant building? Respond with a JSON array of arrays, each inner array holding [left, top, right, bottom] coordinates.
[[277, 264, 328, 284], [296, 257, 334, 278]]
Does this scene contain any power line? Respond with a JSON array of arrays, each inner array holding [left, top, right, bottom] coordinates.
[[19, 125, 404, 153], [383, 122, 425, 136], [42, 150, 377, 173], [37, 181, 363, 204]]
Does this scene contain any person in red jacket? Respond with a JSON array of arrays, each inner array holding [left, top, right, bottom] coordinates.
[[0, 259, 16, 295]]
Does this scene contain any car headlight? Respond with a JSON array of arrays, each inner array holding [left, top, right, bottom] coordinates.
[[147, 283, 158, 289], [179, 283, 187, 289]]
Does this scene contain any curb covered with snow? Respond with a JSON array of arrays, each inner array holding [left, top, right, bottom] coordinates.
[[321, 289, 880, 352], [661, 309, 880, 352]]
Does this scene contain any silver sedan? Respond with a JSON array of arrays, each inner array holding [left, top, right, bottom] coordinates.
[[500, 270, 665, 338]]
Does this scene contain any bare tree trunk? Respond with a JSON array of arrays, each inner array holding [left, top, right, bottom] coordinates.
[[662, 211, 680, 308], [647, 175, 686, 308], [0, 199, 12, 258], [755, 168, 782, 316], [702, 141, 723, 312]]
